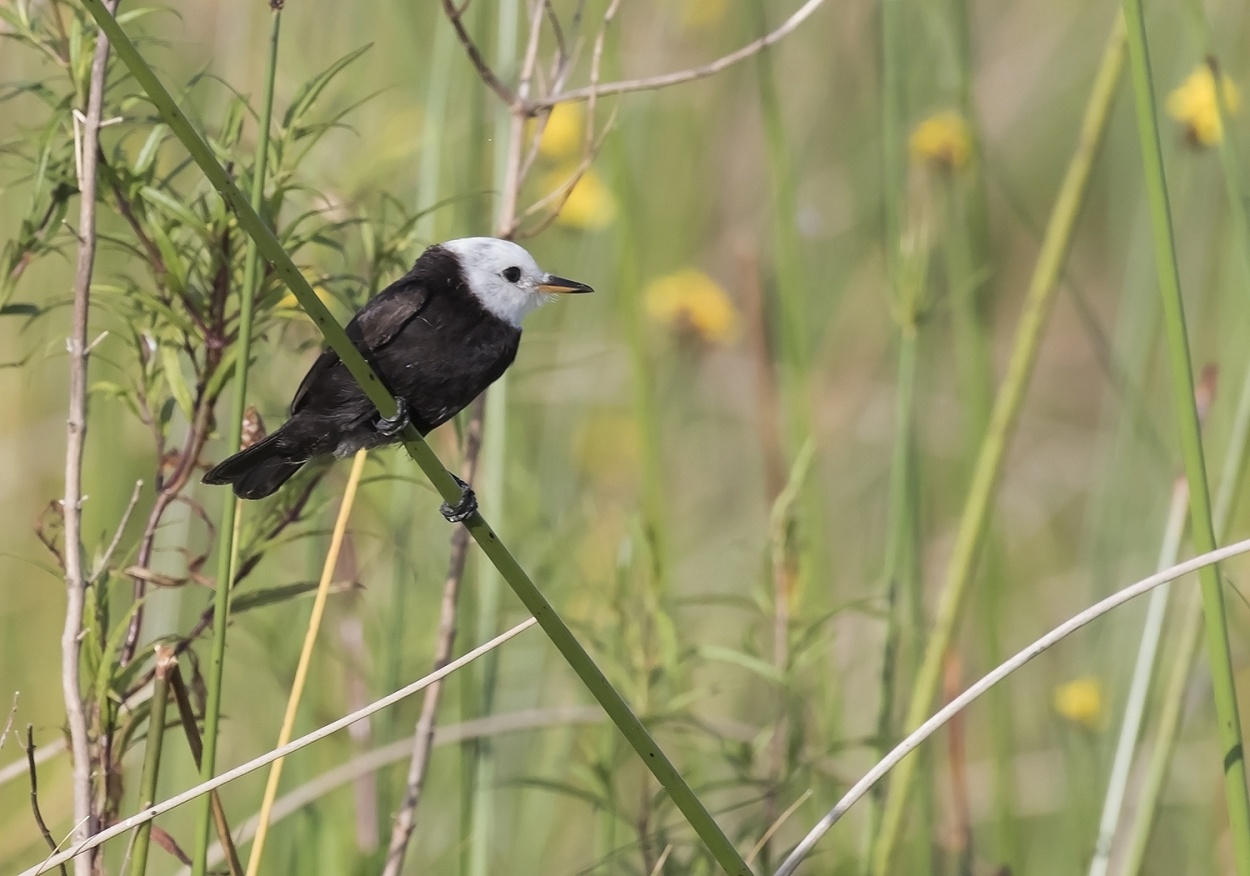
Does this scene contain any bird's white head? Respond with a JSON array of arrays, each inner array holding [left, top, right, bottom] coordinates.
[[442, 237, 593, 328]]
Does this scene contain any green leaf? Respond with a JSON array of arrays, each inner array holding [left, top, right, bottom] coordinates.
[[134, 124, 168, 175], [94, 600, 145, 711], [159, 344, 194, 419], [230, 579, 359, 615], [140, 184, 209, 240], [146, 223, 187, 293], [695, 645, 788, 686], [282, 43, 372, 131]]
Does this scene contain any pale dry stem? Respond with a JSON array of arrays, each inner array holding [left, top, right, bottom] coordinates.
[[61, 4, 121, 871]]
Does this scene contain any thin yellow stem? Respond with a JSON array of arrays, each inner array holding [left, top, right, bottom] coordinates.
[[245, 449, 369, 875]]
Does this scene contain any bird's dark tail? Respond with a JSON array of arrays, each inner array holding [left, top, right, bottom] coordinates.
[[202, 428, 306, 500]]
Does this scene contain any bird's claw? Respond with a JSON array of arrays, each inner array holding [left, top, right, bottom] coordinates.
[[374, 398, 410, 436], [440, 473, 478, 523]]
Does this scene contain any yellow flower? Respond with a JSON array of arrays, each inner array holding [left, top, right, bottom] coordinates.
[[537, 103, 585, 160], [543, 167, 617, 230], [909, 111, 972, 171], [1167, 65, 1240, 147], [278, 269, 335, 310], [643, 268, 740, 345], [1053, 676, 1105, 730]]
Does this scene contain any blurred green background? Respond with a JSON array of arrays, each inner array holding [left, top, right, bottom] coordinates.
[[3, 0, 1250, 873]]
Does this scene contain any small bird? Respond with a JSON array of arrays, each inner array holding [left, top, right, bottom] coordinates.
[[202, 237, 592, 511]]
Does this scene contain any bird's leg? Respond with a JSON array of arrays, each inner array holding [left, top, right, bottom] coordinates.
[[439, 473, 478, 523], [374, 398, 410, 436]]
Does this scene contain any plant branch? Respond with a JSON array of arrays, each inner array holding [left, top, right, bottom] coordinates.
[[24, 727, 67, 876], [533, 0, 828, 108], [440, 0, 519, 108], [61, 5, 120, 870]]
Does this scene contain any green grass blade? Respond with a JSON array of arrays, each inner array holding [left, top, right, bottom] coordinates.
[[1119, 1, 1250, 871], [190, 6, 282, 876]]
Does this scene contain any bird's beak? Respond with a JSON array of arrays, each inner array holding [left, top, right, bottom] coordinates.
[[538, 273, 595, 294]]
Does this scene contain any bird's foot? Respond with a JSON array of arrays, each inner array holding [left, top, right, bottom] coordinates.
[[439, 473, 478, 523], [374, 398, 410, 437]]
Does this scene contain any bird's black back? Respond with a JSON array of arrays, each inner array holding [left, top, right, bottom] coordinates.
[[283, 245, 521, 456]]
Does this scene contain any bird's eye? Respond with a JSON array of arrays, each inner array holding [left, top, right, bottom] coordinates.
[[502, 266, 522, 283]]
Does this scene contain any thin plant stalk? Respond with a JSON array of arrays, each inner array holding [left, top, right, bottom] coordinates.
[[752, 24, 821, 864], [379, 0, 457, 825], [1089, 374, 1212, 874], [63, 4, 120, 870], [753, 2, 814, 448], [948, 0, 996, 442], [865, 329, 919, 855], [466, 6, 519, 872], [862, 0, 923, 862], [1120, 1, 1250, 870], [168, 667, 245, 876], [85, 7, 751, 871], [1116, 22, 1250, 872], [949, 2, 1022, 863], [382, 400, 485, 876], [246, 449, 367, 875], [870, 18, 1127, 873], [128, 647, 174, 876], [193, 8, 282, 874], [1087, 477, 1188, 876]]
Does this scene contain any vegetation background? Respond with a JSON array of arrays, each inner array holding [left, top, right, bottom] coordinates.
[[2, 0, 1250, 874]]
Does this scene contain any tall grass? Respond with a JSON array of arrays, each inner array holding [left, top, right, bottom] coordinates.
[[2, 2, 1250, 875]]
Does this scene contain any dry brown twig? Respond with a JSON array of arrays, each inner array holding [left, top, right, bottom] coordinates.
[[24, 727, 68, 876], [380, 396, 487, 876]]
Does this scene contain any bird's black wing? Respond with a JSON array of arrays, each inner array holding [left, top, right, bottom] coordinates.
[[289, 282, 432, 415]]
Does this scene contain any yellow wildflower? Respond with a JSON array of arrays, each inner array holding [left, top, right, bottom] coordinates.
[[1053, 676, 1105, 730], [537, 103, 585, 160], [1167, 65, 1240, 147], [909, 111, 971, 171], [278, 269, 335, 311], [644, 268, 740, 345], [543, 167, 617, 230]]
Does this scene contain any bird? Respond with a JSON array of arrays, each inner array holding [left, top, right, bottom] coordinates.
[[202, 237, 593, 513]]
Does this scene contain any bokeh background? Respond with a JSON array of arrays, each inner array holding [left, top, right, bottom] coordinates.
[[3, 0, 1250, 873]]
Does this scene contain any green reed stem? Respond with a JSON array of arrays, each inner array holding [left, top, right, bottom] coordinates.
[[467, 4, 517, 872], [80, 5, 751, 872], [1117, 15, 1250, 872], [870, 17, 1127, 874], [192, 7, 280, 876], [1120, 1, 1250, 871], [863, 0, 923, 864], [129, 648, 173, 876]]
